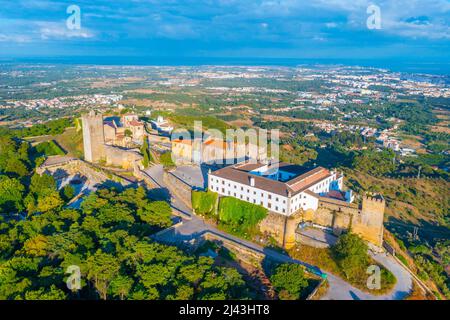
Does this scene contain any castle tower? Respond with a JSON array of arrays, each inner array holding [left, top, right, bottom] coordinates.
[[81, 111, 106, 163], [354, 194, 386, 247]]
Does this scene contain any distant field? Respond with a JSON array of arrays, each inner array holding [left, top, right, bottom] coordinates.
[[344, 169, 450, 244]]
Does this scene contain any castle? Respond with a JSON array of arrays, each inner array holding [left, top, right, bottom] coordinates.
[[259, 194, 385, 249], [208, 161, 385, 248], [81, 111, 143, 169], [104, 114, 145, 147], [172, 137, 267, 165]]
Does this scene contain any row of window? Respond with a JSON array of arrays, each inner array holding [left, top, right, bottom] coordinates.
[[211, 185, 287, 213], [211, 178, 286, 204]]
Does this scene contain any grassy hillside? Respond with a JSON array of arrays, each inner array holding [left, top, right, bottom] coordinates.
[[54, 127, 84, 159]]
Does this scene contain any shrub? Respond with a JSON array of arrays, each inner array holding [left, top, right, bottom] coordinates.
[[270, 264, 309, 300], [160, 152, 175, 168], [192, 190, 217, 216], [61, 185, 75, 201], [332, 233, 369, 279], [218, 197, 267, 230]]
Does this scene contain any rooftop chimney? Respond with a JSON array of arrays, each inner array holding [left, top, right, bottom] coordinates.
[[250, 177, 255, 187]]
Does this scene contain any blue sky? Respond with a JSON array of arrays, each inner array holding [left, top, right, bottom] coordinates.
[[0, 0, 449, 65]]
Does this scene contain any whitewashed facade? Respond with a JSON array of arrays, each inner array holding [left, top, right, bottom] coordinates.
[[208, 162, 345, 216]]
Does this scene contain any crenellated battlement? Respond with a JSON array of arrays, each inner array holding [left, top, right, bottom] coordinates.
[[363, 194, 385, 203]]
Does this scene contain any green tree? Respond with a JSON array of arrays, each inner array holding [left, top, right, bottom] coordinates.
[[160, 152, 175, 168], [61, 185, 76, 202], [24, 285, 67, 300], [30, 173, 58, 198], [0, 176, 25, 212], [270, 263, 309, 300], [140, 137, 152, 168], [352, 149, 396, 177], [86, 250, 121, 300], [5, 157, 29, 177], [36, 191, 64, 213], [333, 233, 369, 279], [124, 129, 133, 137], [137, 201, 172, 228], [109, 275, 134, 300]]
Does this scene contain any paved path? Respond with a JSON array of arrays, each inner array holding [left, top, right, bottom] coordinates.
[[144, 165, 192, 218], [144, 164, 413, 300], [321, 251, 412, 300]]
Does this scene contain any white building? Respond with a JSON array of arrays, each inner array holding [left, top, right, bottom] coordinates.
[[151, 116, 174, 134], [208, 162, 349, 216]]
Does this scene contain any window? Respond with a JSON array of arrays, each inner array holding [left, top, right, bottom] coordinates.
[[268, 194, 272, 200], [246, 197, 249, 201], [268, 203, 272, 209], [222, 188, 225, 193], [276, 206, 279, 211]]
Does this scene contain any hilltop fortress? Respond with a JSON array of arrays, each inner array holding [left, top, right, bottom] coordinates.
[[209, 161, 385, 248], [82, 111, 143, 169], [81, 110, 385, 249]]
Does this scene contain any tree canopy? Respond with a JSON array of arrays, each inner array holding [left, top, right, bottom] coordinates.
[[0, 183, 251, 300]]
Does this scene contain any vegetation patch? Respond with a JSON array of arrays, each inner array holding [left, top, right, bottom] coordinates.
[[0, 184, 255, 300], [159, 152, 175, 169], [289, 233, 397, 295], [191, 190, 217, 216], [34, 140, 65, 157], [217, 197, 268, 240]]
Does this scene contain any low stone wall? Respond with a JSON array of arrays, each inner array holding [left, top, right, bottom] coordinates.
[[203, 232, 265, 267], [164, 170, 193, 208], [296, 233, 332, 249], [38, 158, 131, 187], [259, 195, 385, 249]]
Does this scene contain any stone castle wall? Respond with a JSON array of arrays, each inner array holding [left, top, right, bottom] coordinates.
[[163, 170, 193, 208], [259, 195, 385, 249], [104, 146, 142, 170], [82, 112, 143, 170], [82, 112, 105, 163], [37, 157, 131, 187]]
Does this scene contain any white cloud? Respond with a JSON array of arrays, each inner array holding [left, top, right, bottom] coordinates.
[[38, 22, 95, 40], [0, 34, 32, 43]]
